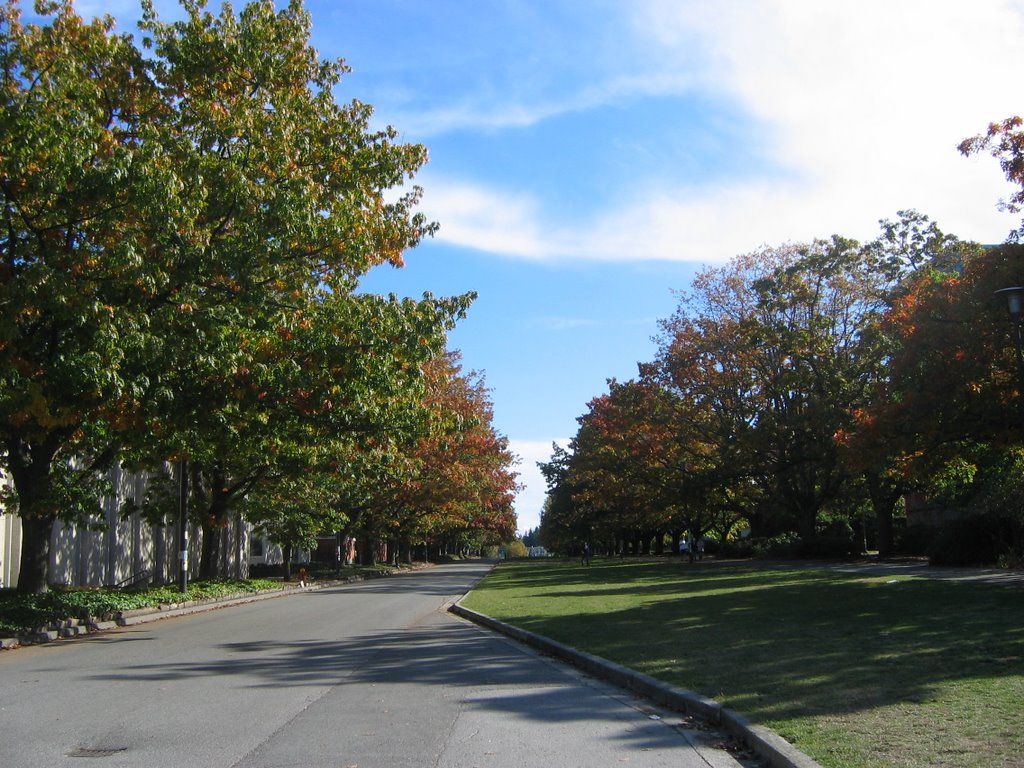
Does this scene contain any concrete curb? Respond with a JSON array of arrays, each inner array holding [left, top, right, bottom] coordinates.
[[114, 579, 346, 627], [450, 601, 823, 768]]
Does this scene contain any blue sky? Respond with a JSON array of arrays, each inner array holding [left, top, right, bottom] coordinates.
[[96, 0, 1024, 534]]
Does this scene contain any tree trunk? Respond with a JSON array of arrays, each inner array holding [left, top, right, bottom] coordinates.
[[198, 498, 231, 580], [282, 543, 293, 581], [197, 467, 231, 580], [199, 517, 220, 580], [358, 534, 376, 566], [876, 507, 894, 558], [152, 516, 167, 585], [796, 498, 819, 542], [866, 472, 899, 558], [8, 435, 63, 594], [17, 513, 55, 594]]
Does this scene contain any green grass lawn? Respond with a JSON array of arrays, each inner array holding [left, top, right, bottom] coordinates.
[[461, 558, 1024, 768]]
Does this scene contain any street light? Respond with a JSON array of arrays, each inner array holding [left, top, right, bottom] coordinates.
[[995, 286, 1024, 430]]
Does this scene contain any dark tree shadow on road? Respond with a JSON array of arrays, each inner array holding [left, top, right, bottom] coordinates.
[[85, 617, 712, 755]]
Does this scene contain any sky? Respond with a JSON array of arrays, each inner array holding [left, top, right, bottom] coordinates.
[[93, 0, 1024, 535]]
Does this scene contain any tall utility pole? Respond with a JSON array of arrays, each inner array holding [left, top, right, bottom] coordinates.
[[178, 457, 189, 592]]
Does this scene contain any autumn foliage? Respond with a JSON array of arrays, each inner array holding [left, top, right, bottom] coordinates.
[[542, 214, 1024, 565], [0, 0, 514, 592]]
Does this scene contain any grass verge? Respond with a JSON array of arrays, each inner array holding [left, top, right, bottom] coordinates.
[[461, 558, 1024, 768]]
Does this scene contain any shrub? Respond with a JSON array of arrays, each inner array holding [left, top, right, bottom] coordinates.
[[896, 524, 936, 556], [0, 579, 281, 635], [928, 513, 1023, 566], [796, 535, 861, 559], [505, 540, 528, 558], [716, 537, 756, 558], [795, 519, 861, 559], [752, 532, 801, 558]]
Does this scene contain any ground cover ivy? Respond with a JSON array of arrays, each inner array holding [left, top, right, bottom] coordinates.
[[0, 579, 281, 635]]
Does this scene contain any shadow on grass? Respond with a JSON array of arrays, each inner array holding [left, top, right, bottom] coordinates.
[[475, 559, 1024, 725]]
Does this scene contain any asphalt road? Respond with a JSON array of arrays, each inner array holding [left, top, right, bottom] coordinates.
[[0, 560, 747, 768]]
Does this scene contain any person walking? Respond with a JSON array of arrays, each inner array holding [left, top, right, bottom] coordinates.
[[581, 542, 591, 566]]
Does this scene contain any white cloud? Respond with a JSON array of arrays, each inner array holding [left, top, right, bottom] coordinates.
[[396, 101, 567, 138], [391, 69, 697, 137], [508, 438, 568, 535], [421, 181, 552, 258], [634, 0, 1024, 245], [421, 0, 1024, 263]]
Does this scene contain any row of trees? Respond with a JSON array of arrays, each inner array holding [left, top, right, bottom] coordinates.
[[540, 122, 1024, 566], [1, 0, 517, 593]]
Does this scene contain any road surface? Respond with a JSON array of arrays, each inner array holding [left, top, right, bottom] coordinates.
[[0, 560, 748, 767]]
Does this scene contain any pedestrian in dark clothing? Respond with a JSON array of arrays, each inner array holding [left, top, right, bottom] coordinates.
[[581, 542, 591, 566]]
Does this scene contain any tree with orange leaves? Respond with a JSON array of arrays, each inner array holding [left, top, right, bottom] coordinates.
[[354, 351, 518, 563], [960, 116, 1024, 241], [838, 211, 980, 554], [559, 380, 672, 554], [853, 241, 1024, 562]]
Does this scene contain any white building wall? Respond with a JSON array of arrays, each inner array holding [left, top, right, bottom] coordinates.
[[1, 463, 250, 589], [1, 475, 21, 589]]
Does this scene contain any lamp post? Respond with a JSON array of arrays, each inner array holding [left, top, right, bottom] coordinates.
[[995, 286, 1024, 430]]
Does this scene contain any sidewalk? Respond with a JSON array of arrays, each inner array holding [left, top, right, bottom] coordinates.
[[765, 556, 1024, 585]]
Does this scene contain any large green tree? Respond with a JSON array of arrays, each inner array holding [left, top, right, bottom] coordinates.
[[1, 0, 444, 592], [860, 243, 1024, 562], [542, 213, 979, 557], [653, 240, 876, 542], [863, 245, 1024, 472], [840, 211, 980, 554], [147, 290, 469, 578], [1, 1, 170, 593], [241, 452, 349, 580]]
